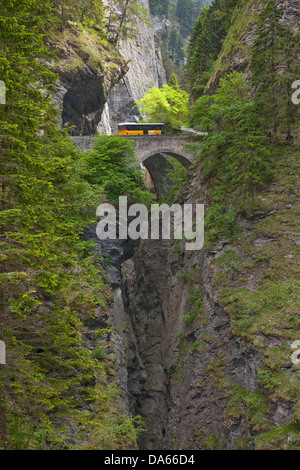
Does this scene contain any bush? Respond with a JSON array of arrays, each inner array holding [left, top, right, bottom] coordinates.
[[82, 135, 154, 205]]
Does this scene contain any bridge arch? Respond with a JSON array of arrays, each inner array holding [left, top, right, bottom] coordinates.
[[124, 135, 195, 166], [141, 152, 190, 198], [71, 134, 197, 198], [124, 135, 195, 198]]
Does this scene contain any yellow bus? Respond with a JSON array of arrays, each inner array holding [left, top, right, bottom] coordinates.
[[118, 123, 165, 136]]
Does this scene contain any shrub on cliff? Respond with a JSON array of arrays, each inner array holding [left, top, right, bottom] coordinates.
[[82, 135, 154, 206], [136, 84, 190, 132]]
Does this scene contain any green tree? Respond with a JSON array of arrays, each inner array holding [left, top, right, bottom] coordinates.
[[168, 73, 180, 90], [161, 157, 188, 204], [0, 0, 142, 449], [82, 135, 154, 205], [168, 28, 185, 65], [250, 0, 300, 141], [190, 71, 273, 206], [107, 0, 151, 45], [176, 0, 195, 38], [137, 84, 189, 132], [194, 0, 205, 17], [187, 0, 238, 99], [149, 0, 170, 17]]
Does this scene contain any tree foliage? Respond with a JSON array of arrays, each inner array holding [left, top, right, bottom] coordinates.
[[250, 0, 300, 141], [149, 0, 170, 17], [187, 0, 238, 99], [190, 71, 273, 240], [168, 28, 185, 65], [0, 0, 144, 449], [136, 84, 190, 132], [106, 0, 151, 45], [175, 0, 196, 38], [50, 0, 105, 31]]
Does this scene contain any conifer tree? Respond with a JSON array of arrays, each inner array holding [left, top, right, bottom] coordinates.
[[50, 0, 105, 30], [0, 0, 142, 449], [137, 84, 189, 132], [149, 0, 170, 17], [187, 0, 238, 99], [251, 0, 300, 141], [107, 0, 151, 45], [176, 0, 195, 38]]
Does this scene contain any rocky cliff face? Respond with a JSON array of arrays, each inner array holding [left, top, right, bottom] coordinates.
[[51, 1, 166, 136], [103, 155, 299, 450], [101, 0, 167, 134]]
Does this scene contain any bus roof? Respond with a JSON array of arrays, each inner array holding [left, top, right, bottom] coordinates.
[[118, 122, 164, 126]]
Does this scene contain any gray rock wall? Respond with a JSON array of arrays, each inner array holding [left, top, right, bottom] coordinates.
[[50, 32, 128, 136], [102, 0, 166, 134], [50, 2, 166, 136]]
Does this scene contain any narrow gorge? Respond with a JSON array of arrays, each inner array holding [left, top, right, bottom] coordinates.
[[1, 0, 299, 452], [91, 0, 299, 451]]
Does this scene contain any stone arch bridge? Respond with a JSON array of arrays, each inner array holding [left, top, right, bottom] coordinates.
[[72, 134, 199, 197]]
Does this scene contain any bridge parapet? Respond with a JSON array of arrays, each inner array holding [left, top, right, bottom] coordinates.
[[72, 134, 197, 164], [71, 134, 199, 197], [71, 135, 96, 153], [122, 135, 196, 166]]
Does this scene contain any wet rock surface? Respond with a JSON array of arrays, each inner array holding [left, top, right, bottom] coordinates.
[[88, 159, 299, 450]]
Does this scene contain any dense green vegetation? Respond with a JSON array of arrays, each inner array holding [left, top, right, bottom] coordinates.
[[190, 70, 273, 240], [157, 0, 239, 90], [146, 0, 299, 452], [189, 0, 299, 242], [0, 0, 299, 451], [251, 0, 299, 141], [0, 0, 148, 450], [149, 0, 171, 16], [136, 82, 189, 132], [187, 0, 239, 99], [179, 0, 300, 450]]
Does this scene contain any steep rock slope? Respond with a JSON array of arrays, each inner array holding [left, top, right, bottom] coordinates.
[[48, 23, 128, 135], [102, 0, 167, 134], [112, 0, 300, 450], [123, 144, 299, 451]]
